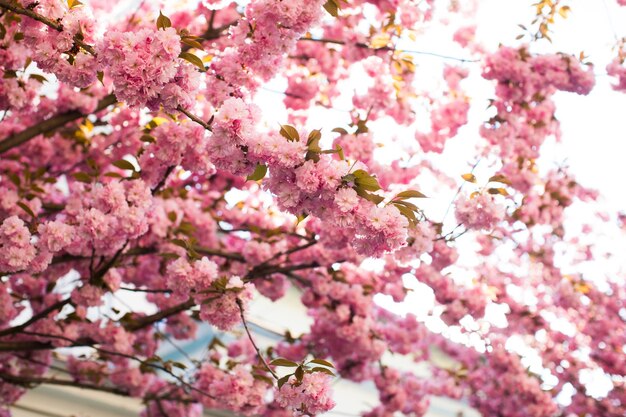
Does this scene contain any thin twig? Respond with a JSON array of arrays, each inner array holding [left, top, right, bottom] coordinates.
[[177, 106, 212, 131], [0, 94, 117, 154], [236, 298, 278, 380], [298, 37, 479, 63]]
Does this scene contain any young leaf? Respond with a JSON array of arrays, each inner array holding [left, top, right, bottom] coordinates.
[[393, 203, 417, 224], [310, 367, 335, 376], [306, 129, 321, 145], [280, 125, 300, 142], [29, 74, 47, 83], [394, 190, 427, 199], [181, 36, 204, 50], [270, 358, 299, 367], [392, 199, 419, 212], [112, 159, 136, 171], [332, 127, 348, 135], [17, 202, 35, 218], [72, 172, 92, 183], [353, 169, 381, 192], [247, 164, 268, 181], [488, 174, 512, 185], [156, 11, 172, 30], [294, 366, 304, 382], [323, 0, 339, 17], [487, 187, 509, 196], [354, 187, 385, 205], [336, 144, 345, 160], [461, 173, 477, 183], [104, 172, 124, 178], [179, 52, 206, 72], [277, 375, 291, 389], [308, 359, 335, 368]]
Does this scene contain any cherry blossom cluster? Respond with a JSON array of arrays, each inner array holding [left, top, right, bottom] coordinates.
[[0, 1, 625, 417]]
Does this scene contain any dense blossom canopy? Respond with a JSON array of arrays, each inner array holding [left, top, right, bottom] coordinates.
[[0, 0, 625, 416]]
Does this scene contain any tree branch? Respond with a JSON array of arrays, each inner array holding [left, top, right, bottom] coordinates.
[[177, 105, 212, 131], [0, 298, 70, 338], [236, 298, 278, 380], [0, 371, 131, 396], [0, 93, 117, 154]]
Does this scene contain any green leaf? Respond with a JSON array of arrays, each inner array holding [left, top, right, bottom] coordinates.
[[29, 74, 47, 83], [179, 52, 206, 72], [306, 129, 321, 144], [17, 201, 35, 218], [393, 203, 417, 224], [323, 0, 339, 17], [353, 169, 381, 192], [461, 173, 477, 183], [394, 190, 427, 199], [112, 159, 136, 171], [354, 187, 385, 205], [355, 119, 368, 134], [270, 358, 299, 367], [310, 366, 335, 376], [393, 199, 419, 212], [279, 124, 300, 141], [72, 172, 92, 183], [332, 127, 348, 135], [308, 359, 335, 368], [487, 187, 509, 196], [156, 11, 172, 30], [7, 172, 20, 187], [294, 366, 304, 382], [336, 145, 344, 160], [277, 375, 291, 389], [488, 174, 512, 185], [181, 36, 204, 50], [247, 164, 268, 181], [296, 213, 308, 226], [171, 238, 188, 249], [104, 172, 124, 178]]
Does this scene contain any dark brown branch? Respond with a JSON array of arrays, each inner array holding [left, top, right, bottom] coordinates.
[[152, 165, 176, 195], [7, 330, 211, 399], [177, 105, 212, 131], [195, 245, 245, 262], [0, 298, 70, 338], [247, 262, 321, 280], [0, 371, 131, 396], [0, 93, 117, 154], [124, 299, 195, 332]]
